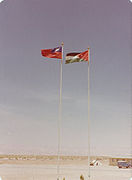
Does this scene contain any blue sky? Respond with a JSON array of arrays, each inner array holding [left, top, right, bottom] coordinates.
[[0, 0, 131, 156]]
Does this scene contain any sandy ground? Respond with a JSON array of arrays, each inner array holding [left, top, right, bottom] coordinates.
[[0, 160, 132, 180]]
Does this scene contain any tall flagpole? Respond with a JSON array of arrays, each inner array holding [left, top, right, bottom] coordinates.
[[88, 47, 91, 179], [57, 42, 63, 180]]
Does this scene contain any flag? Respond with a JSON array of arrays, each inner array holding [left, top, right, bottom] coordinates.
[[65, 50, 89, 64], [41, 46, 62, 59]]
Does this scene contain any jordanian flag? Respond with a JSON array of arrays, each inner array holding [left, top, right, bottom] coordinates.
[[65, 50, 89, 64]]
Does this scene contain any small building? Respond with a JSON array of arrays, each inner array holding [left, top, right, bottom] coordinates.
[[109, 156, 132, 166]]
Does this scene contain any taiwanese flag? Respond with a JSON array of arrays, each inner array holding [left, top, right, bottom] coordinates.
[[41, 46, 62, 59]]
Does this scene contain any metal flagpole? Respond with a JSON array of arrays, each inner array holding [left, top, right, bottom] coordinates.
[[88, 47, 91, 179], [57, 42, 64, 180]]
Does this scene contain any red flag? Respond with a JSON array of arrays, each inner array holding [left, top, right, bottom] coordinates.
[[41, 46, 62, 59], [78, 50, 88, 61]]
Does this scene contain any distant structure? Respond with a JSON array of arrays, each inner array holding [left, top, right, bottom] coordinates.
[[109, 157, 132, 166], [90, 160, 102, 166]]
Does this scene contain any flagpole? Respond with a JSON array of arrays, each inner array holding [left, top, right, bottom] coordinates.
[[88, 47, 90, 179], [57, 42, 63, 180]]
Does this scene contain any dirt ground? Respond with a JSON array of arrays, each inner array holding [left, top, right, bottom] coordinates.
[[0, 159, 132, 180]]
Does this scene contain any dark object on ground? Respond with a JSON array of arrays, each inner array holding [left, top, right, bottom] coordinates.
[[80, 174, 84, 180]]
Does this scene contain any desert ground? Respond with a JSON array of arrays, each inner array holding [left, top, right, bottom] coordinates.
[[0, 157, 131, 180]]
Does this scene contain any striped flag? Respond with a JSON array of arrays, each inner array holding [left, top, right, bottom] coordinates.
[[65, 50, 89, 64]]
